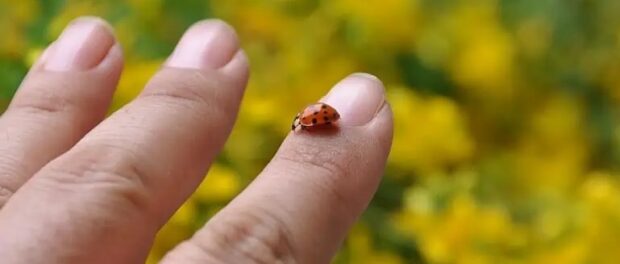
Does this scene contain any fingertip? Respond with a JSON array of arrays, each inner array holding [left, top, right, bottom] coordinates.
[[45, 16, 116, 71], [350, 72, 381, 82], [71, 16, 116, 36], [166, 19, 240, 70], [367, 101, 394, 155], [323, 73, 386, 126]]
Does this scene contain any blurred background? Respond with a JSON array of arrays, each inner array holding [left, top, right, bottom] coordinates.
[[2, 0, 620, 263]]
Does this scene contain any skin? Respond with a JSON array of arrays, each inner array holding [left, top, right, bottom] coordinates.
[[0, 17, 393, 264]]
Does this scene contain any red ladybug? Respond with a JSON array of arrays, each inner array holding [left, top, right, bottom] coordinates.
[[292, 102, 340, 131]]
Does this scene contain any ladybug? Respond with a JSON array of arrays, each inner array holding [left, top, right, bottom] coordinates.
[[292, 102, 341, 131]]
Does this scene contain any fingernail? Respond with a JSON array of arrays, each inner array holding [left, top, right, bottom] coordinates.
[[166, 20, 239, 69], [45, 17, 115, 71], [323, 73, 386, 126]]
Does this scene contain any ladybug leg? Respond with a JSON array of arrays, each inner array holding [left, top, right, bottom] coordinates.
[[291, 114, 301, 131], [292, 124, 305, 132]]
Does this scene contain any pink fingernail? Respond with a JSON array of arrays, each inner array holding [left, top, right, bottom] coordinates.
[[166, 20, 239, 69], [45, 17, 115, 71], [322, 73, 386, 126]]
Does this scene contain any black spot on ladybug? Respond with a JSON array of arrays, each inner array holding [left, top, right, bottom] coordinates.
[[313, 111, 319, 115], [323, 116, 329, 121], [321, 104, 327, 109], [323, 111, 328, 114], [333, 113, 339, 118], [326, 121, 331, 125], [312, 118, 317, 124]]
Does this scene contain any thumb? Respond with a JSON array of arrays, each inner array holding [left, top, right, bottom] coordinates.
[[162, 73, 393, 263]]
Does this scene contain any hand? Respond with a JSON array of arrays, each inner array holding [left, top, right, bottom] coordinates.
[[0, 17, 393, 263]]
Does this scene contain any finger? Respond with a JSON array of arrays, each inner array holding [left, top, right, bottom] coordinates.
[[0, 20, 248, 263], [162, 73, 393, 263], [0, 17, 122, 208]]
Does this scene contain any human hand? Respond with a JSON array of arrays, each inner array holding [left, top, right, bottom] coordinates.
[[0, 17, 393, 263]]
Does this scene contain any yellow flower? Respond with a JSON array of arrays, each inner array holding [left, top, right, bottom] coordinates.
[[343, 223, 405, 264], [515, 18, 552, 59], [48, 0, 106, 39], [0, 0, 38, 57], [194, 164, 241, 203], [399, 177, 527, 263], [24, 47, 44, 67], [514, 96, 589, 192], [388, 86, 474, 174], [328, 0, 419, 48], [530, 240, 587, 264], [449, 1, 515, 100], [111, 60, 163, 110], [148, 199, 198, 262]]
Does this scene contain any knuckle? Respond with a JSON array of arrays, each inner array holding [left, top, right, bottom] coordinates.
[[0, 184, 15, 209], [10, 87, 69, 115], [0, 153, 29, 208], [39, 144, 151, 215], [10, 71, 113, 117], [199, 209, 298, 264], [10, 75, 89, 115], [143, 69, 241, 117], [143, 74, 210, 109]]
